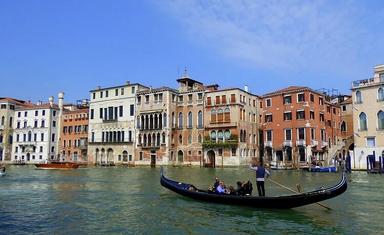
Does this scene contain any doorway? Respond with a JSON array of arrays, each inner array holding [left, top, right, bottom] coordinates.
[[206, 150, 215, 168]]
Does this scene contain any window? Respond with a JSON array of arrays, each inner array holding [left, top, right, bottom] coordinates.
[[187, 112, 193, 128], [18, 112, 21, 117], [115, 89, 118, 96], [130, 105, 134, 116], [90, 109, 94, 119], [266, 130, 272, 141], [231, 148, 237, 156], [266, 98, 272, 107], [188, 94, 193, 102], [378, 88, 384, 101], [310, 111, 315, 119], [207, 97, 212, 105], [283, 96, 291, 104], [366, 137, 376, 147], [178, 95, 183, 102], [52, 121, 56, 127], [296, 110, 305, 120], [359, 112, 367, 131], [210, 109, 216, 123], [0, 104, 6, 109], [355, 91, 362, 104], [265, 114, 273, 123], [35, 110, 38, 116], [285, 129, 292, 141], [342, 105, 346, 111], [41, 133, 44, 141], [197, 111, 203, 128], [298, 128, 305, 140], [320, 113, 324, 122], [119, 106, 123, 117], [341, 121, 347, 132], [40, 146, 43, 152], [198, 93, 203, 100], [121, 88, 124, 95], [92, 93, 96, 99], [105, 90, 109, 97], [283, 112, 292, 121], [230, 94, 236, 103], [132, 87, 135, 94], [137, 96, 141, 104], [310, 94, 314, 102], [51, 133, 55, 142], [24, 111, 27, 117], [297, 93, 305, 102], [378, 111, 384, 130], [210, 131, 216, 140], [221, 95, 226, 104], [100, 91, 103, 98], [42, 110, 45, 116], [178, 112, 183, 128], [179, 134, 182, 144], [0, 116, 4, 126], [311, 128, 315, 140], [145, 95, 149, 103]]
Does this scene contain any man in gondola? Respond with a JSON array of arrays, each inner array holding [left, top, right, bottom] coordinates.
[[250, 161, 270, 197]]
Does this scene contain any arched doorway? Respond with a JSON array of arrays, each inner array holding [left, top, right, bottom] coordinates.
[[177, 150, 184, 163], [206, 150, 215, 168], [107, 148, 113, 164]]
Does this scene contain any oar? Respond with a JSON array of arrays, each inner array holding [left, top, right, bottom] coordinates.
[[268, 178, 332, 210]]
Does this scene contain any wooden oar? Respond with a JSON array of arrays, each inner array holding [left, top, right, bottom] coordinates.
[[268, 178, 332, 210]]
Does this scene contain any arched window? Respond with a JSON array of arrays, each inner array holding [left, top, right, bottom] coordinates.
[[356, 91, 362, 104], [188, 134, 192, 144], [188, 111, 193, 128], [378, 88, 384, 101], [217, 109, 224, 122], [28, 131, 32, 142], [163, 113, 167, 128], [217, 131, 223, 140], [157, 133, 161, 146], [341, 121, 347, 132], [211, 109, 216, 123], [178, 112, 183, 129], [224, 130, 231, 140], [162, 132, 165, 144], [179, 134, 183, 144], [197, 111, 203, 128], [224, 108, 230, 122], [378, 111, 384, 130], [210, 131, 217, 140], [171, 112, 175, 128], [24, 121, 27, 128], [359, 112, 367, 131]]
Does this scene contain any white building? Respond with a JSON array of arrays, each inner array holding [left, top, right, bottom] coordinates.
[[88, 82, 148, 165], [11, 94, 64, 163], [0, 97, 27, 162], [351, 64, 384, 170]]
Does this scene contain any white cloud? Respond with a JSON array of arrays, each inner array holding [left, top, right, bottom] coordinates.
[[157, 0, 377, 73]]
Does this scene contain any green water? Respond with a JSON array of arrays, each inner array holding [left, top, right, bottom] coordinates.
[[0, 166, 383, 234]]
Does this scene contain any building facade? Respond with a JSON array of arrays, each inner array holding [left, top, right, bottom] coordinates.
[[352, 64, 384, 170], [11, 94, 63, 163], [88, 82, 148, 165], [60, 101, 89, 163], [203, 87, 260, 167], [261, 86, 342, 169], [0, 98, 27, 162]]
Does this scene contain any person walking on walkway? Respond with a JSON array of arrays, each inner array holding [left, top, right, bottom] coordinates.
[[250, 162, 270, 196]]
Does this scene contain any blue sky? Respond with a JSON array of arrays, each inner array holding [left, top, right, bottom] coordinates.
[[1, 0, 383, 103]]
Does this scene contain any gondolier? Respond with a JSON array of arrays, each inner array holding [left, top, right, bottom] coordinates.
[[250, 162, 270, 196]]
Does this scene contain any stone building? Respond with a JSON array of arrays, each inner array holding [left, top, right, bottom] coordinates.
[[0, 97, 27, 162], [60, 100, 89, 163], [88, 82, 148, 165], [261, 86, 342, 169], [135, 74, 206, 166], [203, 86, 260, 167], [351, 64, 384, 170], [11, 94, 64, 163]]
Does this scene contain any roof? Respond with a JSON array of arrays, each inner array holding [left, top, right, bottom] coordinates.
[[262, 86, 309, 97], [340, 97, 352, 105], [89, 83, 150, 92], [0, 97, 27, 105], [137, 86, 178, 95], [176, 77, 203, 85], [15, 103, 60, 110]]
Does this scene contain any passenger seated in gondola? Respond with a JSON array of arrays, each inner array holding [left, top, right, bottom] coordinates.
[[216, 181, 230, 194], [208, 177, 220, 193], [235, 181, 253, 196]]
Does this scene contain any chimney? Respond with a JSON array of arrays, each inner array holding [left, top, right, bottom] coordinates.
[[58, 92, 64, 110], [49, 96, 54, 107], [244, 85, 249, 93], [36, 101, 42, 105]]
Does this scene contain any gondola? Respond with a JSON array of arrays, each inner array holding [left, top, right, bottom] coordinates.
[[160, 168, 347, 209]]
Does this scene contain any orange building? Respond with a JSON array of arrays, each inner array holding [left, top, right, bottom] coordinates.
[[261, 86, 342, 168], [60, 103, 89, 163]]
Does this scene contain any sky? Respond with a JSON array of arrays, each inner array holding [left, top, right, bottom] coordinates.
[[0, 0, 383, 103]]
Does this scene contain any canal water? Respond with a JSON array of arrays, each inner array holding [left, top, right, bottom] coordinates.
[[0, 166, 383, 234]]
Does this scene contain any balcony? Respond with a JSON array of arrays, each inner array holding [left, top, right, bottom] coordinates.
[[352, 78, 375, 88], [205, 122, 237, 129], [296, 140, 306, 146], [202, 139, 238, 149], [264, 141, 273, 147], [321, 141, 328, 148], [102, 118, 118, 123], [311, 140, 318, 146], [283, 140, 292, 147]]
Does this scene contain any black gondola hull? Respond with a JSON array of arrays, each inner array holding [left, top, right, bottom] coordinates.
[[160, 169, 347, 209]]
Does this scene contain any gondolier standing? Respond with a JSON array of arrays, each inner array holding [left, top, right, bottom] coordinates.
[[250, 159, 270, 196]]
